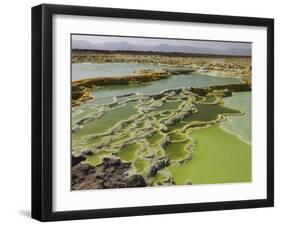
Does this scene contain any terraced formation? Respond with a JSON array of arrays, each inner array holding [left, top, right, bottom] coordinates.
[[71, 52, 252, 190]]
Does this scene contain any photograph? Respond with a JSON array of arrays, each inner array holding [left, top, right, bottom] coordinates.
[[30, 3, 274, 221], [71, 34, 252, 190]]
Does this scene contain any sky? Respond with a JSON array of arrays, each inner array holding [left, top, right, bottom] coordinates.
[[72, 34, 251, 56]]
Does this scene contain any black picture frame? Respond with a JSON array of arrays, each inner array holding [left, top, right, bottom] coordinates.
[[32, 3, 274, 222]]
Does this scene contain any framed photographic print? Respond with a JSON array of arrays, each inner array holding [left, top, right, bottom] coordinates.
[[32, 4, 274, 221]]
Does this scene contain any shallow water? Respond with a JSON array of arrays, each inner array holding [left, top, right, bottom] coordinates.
[[147, 131, 163, 146], [183, 103, 240, 123], [72, 62, 242, 98], [72, 101, 138, 148], [72, 62, 251, 187], [72, 62, 171, 80], [118, 143, 141, 162], [167, 103, 240, 132], [221, 92, 251, 144], [92, 73, 242, 98], [166, 140, 190, 160], [169, 125, 251, 185]]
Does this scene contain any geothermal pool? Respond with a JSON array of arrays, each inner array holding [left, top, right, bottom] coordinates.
[[72, 62, 251, 186]]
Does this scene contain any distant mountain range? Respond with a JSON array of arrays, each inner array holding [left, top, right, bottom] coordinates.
[[72, 40, 251, 56]]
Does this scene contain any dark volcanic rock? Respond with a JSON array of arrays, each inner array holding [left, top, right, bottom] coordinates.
[[207, 89, 232, 97], [127, 175, 146, 187], [71, 158, 147, 190], [72, 155, 86, 167], [169, 69, 195, 75], [148, 157, 170, 177], [190, 83, 251, 97]]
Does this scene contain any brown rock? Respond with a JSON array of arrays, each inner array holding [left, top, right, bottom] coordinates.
[[72, 155, 86, 167], [71, 158, 147, 190]]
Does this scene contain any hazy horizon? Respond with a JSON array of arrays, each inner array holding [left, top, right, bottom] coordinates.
[[72, 35, 251, 56]]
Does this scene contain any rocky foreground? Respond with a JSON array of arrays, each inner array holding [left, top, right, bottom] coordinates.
[[72, 157, 146, 190]]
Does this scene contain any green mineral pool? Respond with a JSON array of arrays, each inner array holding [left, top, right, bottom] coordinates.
[[169, 125, 251, 185], [118, 143, 141, 162]]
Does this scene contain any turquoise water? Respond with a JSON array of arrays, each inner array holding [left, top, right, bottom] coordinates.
[[93, 74, 242, 98], [72, 62, 242, 98], [220, 92, 251, 144], [72, 62, 172, 80]]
